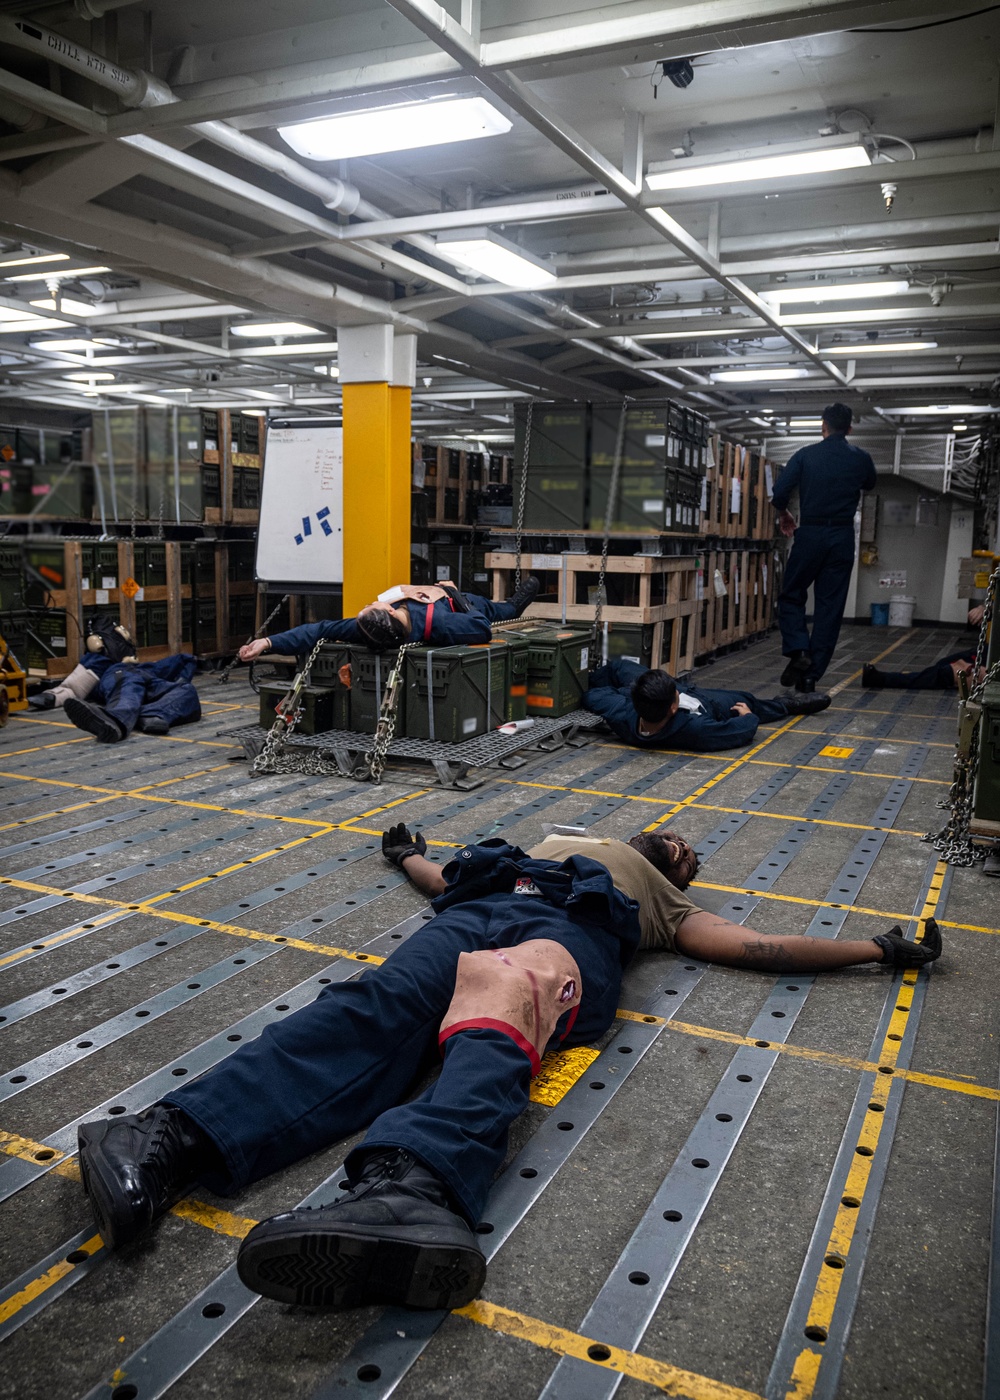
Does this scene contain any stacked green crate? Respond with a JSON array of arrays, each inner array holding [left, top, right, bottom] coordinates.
[[606, 623, 655, 668], [590, 402, 672, 532], [404, 640, 508, 743], [258, 684, 338, 736], [308, 641, 354, 730], [512, 403, 589, 530], [349, 646, 404, 735], [92, 408, 146, 522], [0, 543, 23, 610], [524, 627, 593, 716], [498, 629, 533, 721]]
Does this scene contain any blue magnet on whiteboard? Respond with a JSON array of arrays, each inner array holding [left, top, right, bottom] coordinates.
[[320, 519, 333, 536], [294, 534, 304, 545], [301, 517, 312, 537], [317, 507, 330, 519]]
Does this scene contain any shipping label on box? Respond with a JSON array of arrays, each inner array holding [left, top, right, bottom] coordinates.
[[730, 478, 741, 515], [879, 571, 907, 588], [764, 463, 773, 498]]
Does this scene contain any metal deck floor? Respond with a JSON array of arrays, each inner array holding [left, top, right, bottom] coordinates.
[[0, 622, 996, 1400]]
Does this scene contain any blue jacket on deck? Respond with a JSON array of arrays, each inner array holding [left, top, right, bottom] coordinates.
[[583, 657, 786, 752], [771, 434, 876, 525], [266, 596, 498, 655]]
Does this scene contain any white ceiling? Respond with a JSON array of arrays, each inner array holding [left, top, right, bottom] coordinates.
[[0, 0, 997, 448]]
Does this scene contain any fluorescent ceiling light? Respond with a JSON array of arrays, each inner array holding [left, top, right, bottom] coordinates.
[[824, 340, 937, 355], [279, 96, 511, 162], [5, 265, 109, 283], [436, 227, 556, 288], [235, 341, 339, 356], [29, 337, 99, 352], [312, 365, 340, 376], [0, 316, 71, 332], [883, 404, 993, 415], [30, 296, 95, 317], [953, 422, 968, 431], [711, 367, 809, 383], [64, 371, 115, 382], [0, 252, 69, 269], [779, 309, 917, 327], [762, 280, 908, 304], [646, 137, 870, 191], [230, 321, 319, 338], [790, 418, 823, 427]]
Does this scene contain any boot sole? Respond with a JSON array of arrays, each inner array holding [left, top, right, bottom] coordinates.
[[780, 655, 812, 687], [78, 1120, 146, 1250], [64, 700, 124, 744], [237, 1219, 487, 1310]]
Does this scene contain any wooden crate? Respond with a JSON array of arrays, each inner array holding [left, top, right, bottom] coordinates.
[[487, 548, 701, 629]]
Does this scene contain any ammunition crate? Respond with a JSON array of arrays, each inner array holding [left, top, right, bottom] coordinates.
[[0, 464, 32, 514], [605, 623, 656, 668], [227, 541, 256, 583], [403, 641, 508, 743], [140, 543, 168, 588], [510, 466, 588, 532], [524, 627, 592, 717], [22, 608, 69, 670], [498, 629, 533, 721], [95, 545, 120, 590], [30, 464, 94, 519], [973, 681, 1000, 825], [228, 594, 257, 639], [258, 682, 338, 737], [201, 465, 221, 510], [348, 647, 404, 735], [237, 465, 261, 510], [307, 641, 353, 730], [24, 544, 67, 594], [0, 545, 23, 610], [589, 465, 670, 532]]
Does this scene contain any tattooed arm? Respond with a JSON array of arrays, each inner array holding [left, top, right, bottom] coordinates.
[[674, 911, 885, 972]]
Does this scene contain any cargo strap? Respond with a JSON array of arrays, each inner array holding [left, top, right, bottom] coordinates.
[[926, 565, 998, 865]]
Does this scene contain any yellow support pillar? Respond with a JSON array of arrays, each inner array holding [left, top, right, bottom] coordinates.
[[339, 327, 413, 616]]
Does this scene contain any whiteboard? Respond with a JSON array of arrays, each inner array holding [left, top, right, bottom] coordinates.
[[255, 420, 343, 588]]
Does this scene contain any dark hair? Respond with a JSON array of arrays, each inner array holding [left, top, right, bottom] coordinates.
[[822, 402, 853, 434], [628, 831, 699, 890], [631, 668, 678, 722], [357, 606, 407, 651]]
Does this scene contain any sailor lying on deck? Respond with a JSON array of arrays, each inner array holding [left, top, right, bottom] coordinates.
[[77, 827, 940, 1315], [238, 576, 541, 659], [584, 657, 831, 752]]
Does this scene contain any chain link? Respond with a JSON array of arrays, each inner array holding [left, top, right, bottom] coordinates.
[[250, 634, 336, 777], [219, 594, 289, 686], [924, 566, 998, 865], [364, 641, 421, 785], [513, 399, 532, 594]]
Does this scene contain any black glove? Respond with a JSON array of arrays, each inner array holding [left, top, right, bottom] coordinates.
[[873, 918, 942, 969], [382, 823, 427, 869]]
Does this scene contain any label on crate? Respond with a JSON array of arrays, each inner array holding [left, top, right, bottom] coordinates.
[[187, 440, 200, 451], [80, 576, 90, 591], [643, 499, 661, 513], [101, 576, 117, 589], [730, 479, 741, 515], [696, 570, 705, 601], [762, 563, 768, 593], [764, 463, 774, 497], [579, 646, 589, 670], [462, 716, 478, 735], [664, 505, 672, 527], [51, 636, 65, 648], [707, 439, 717, 470], [645, 434, 665, 448], [700, 478, 708, 514], [435, 566, 451, 581], [531, 555, 555, 571], [713, 569, 727, 598], [95, 589, 109, 604]]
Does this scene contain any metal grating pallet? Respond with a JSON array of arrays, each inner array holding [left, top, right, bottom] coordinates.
[[226, 709, 606, 788]]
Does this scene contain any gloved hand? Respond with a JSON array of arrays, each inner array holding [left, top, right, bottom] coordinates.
[[382, 823, 427, 869], [873, 917, 942, 968]]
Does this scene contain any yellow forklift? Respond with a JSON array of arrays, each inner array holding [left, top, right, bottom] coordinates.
[[0, 632, 28, 726]]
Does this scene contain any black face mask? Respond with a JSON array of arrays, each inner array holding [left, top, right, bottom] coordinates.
[[84, 614, 137, 664]]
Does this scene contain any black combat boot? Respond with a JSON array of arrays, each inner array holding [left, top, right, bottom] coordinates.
[[781, 692, 831, 716], [78, 1104, 213, 1248], [862, 664, 883, 689], [236, 1148, 486, 1311], [64, 698, 128, 743], [873, 918, 942, 968], [28, 691, 56, 709], [508, 574, 541, 617], [780, 650, 812, 687]]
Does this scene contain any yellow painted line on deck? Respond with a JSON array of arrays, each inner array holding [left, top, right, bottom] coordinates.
[[0, 736, 92, 757], [687, 879, 997, 935], [642, 715, 806, 834], [0, 1233, 104, 1327], [11, 713, 235, 748], [0, 874, 384, 967], [745, 759, 947, 785], [826, 629, 916, 696], [663, 1019, 1000, 1105], [455, 1299, 764, 1400], [169, 1199, 258, 1239], [0, 795, 123, 833], [782, 861, 948, 1398], [799, 728, 954, 749]]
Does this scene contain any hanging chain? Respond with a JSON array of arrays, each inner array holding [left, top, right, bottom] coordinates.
[[513, 399, 533, 593], [364, 641, 420, 785], [925, 565, 998, 865], [219, 594, 289, 686], [250, 634, 337, 777], [594, 398, 630, 644]]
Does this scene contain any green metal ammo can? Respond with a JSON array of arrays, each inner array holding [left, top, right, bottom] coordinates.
[[404, 640, 509, 743], [525, 627, 593, 717], [308, 641, 353, 731], [258, 682, 338, 736]]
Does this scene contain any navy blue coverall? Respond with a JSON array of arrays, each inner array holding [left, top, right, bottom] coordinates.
[[772, 434, 876, 684], [874, 651, 974, 690], [165, 841, 640, 1227], [583, 657, 792, 752], [97, 654, 201, 735], [267, 593, 518, 655]]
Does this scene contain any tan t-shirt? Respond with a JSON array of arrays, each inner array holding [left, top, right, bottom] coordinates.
[[526, 835, 701, 953]]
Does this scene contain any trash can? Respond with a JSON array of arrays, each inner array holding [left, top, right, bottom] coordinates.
[[870, 602, 889, 626], [888, 595, 916, 627]]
